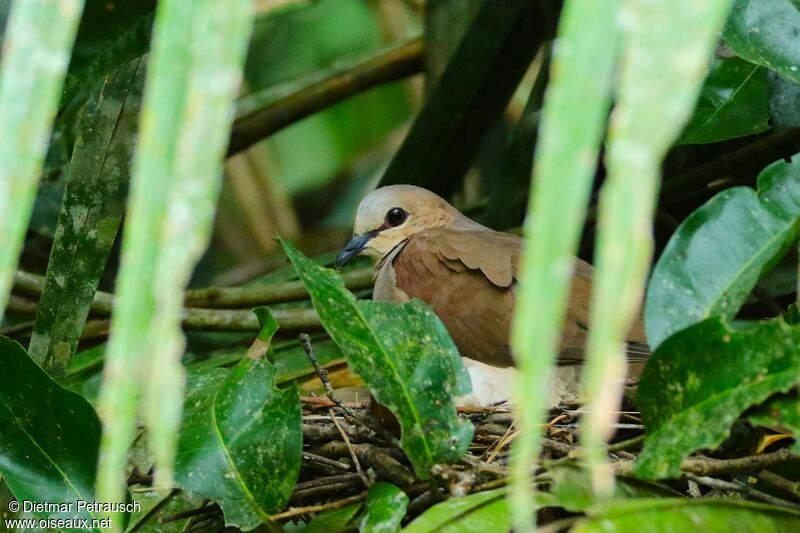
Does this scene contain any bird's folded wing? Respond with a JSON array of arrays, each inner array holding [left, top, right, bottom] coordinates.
[[392, 228, 518, 368]]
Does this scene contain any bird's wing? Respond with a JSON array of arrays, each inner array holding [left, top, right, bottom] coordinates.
[[391, 228, 518, 368], [391, 228, 649, 367]]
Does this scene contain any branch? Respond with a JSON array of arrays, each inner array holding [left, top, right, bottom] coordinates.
[[227, 38, 423, 156]]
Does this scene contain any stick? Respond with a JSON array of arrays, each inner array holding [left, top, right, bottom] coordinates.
[[269, 492, 368, 522], [299, 333, 401, 449], [685, 473, 800, 511]]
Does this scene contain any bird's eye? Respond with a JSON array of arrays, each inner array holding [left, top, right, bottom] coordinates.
[[385, 207, 407, 227]]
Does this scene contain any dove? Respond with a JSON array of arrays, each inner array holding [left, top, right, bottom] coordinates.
[[335, 184, 648, 406]]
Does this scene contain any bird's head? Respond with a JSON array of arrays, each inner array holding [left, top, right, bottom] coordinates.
[[335, 185, 464, 269]]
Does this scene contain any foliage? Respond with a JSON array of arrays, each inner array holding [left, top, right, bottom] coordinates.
[[282, 239, 473, 478], [2, 0, 800, 531]]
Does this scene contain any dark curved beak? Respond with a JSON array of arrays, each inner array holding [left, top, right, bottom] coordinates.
[[335, 233, 373, 270]]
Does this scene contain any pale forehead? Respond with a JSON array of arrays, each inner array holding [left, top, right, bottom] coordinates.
[[356, 185, 444, 220]]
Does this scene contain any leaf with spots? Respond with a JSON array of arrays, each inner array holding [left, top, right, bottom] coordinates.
[[0, 336, 104, 527], [723, 0, 800, 85], [360, 483, 408, 533], [174, 310, 301, 530], [644, 156, 800, 349], [635, 318, 800, 479], [281, 238, 473, 478], [29, 57, 144, 377]]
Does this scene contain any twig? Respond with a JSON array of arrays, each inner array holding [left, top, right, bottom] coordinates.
[[758, 469, 800, 501], [330, 408, 371, 487], [159, 503, 219, 524], [312, 441, 416, 490], [302, 451, 352, 472], [229, 38, 423, 155], [269, 492, 368, 522], [184, 267, 373, 308], [685, 473, 800, 511], [300, 333, 401, 448]]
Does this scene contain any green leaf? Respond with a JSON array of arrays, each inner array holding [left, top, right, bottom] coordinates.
[[126, 490, 206, 533], [679, 56, 770, 144], [402, 489, 512, 533], [548, 466, 683, 512], [65, 0, 156, 93], [29, 58, 144, 377], [636, 318, 800, 478], [360, 483, 409, 533], [573, 499, 800, 532], [768, 70, 800, 128], [378, 0, 558, 196], [749, 392, 800, 449], [0, 0, 84, 324], [644, 157, 800, 349], [281, 239, 473, 479], [0, 336, 103, 525], [175, 316, 301, 531], [723, 0, 800, 85]]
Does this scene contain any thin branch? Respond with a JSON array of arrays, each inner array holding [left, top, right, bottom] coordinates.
[[758, 469, 800, 501], [228, 38, 423, 155], [300, 333, 401, 448], [685, 473, 800, 511], [269, 492, 368, 522], [184, 267, 373, 308]]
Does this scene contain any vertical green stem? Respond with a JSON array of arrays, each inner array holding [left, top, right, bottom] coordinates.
[[0, 0, 85, 320], [95, 0, 255, 526], [580, 0, 733, 497], [509, 1, 620, 530]]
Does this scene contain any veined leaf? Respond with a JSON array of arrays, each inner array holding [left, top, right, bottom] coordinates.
[[679, 56, 770, 145], [281, 239, 473, 478], [573, 499, 800, 532], [360, 483, 408, 533], [636, 318, 800, 479], [29, 58, 144, 377], [0, 337, 103, 527], [65, 0, 156, 93], [175, 310, 301, 531], [724, 0, 800, 85], [645, 156, 800, 349]]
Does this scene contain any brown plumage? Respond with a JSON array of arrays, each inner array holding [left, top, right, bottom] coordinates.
[[336, 185, 648, 405]]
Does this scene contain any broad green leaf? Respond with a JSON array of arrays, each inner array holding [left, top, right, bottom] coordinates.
[[580, 0, 732, 497], [679, 56, 770, 144], [548, 466, 682, 512], [96, 0, 255, 514], [378, 1, 558, 196], [749, 392, 800, 449], [644, 157, 800, 349], [281, 239, 473, 478], [573, 499, 800, 532], [509, 1, 621, 526], [636, 318, 800, 478], [0, 336, 103, 526], [360, 483, 409, 533], [29, 58, 144, 377], [768, 71, 800, 128], [175, 313, 301, 531], [723, 0, 800, 84], [0, 0, 84, 323], [402, 489, 515, 533], [65, 0, 156, 93]]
